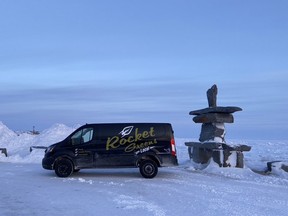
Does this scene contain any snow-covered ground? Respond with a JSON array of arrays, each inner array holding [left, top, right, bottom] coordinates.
[[0, 122, 288, 216]]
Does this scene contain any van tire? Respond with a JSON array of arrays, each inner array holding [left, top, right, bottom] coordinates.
[[139, 160, 158, 178], [54, 158, 74, 178]]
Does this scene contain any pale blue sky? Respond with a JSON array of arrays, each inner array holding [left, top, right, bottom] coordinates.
[[0, 0, 288, 139]]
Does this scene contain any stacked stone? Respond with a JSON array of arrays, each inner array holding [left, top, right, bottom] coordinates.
[[185, 85, 251, 168], [191, 85, 242, 143], [191, 106, 242, 143]]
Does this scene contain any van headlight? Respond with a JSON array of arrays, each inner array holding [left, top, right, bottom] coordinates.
[[46, 146, 55, 153]]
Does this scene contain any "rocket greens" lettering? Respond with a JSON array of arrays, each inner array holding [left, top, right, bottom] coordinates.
[[106, 127, 156, 152]]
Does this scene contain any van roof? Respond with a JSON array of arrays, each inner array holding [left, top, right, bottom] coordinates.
[[84, 123, 172, 126]]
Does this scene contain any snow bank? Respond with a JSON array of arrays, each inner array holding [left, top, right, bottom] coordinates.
[[0, 121, 17, 144], [0, 122, 76, 163]]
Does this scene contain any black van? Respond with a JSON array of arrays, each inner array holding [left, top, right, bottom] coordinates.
[[42, 123, 178, 178]]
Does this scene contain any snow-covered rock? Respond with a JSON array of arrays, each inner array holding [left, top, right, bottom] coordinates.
[[267, 161, 288, 177]]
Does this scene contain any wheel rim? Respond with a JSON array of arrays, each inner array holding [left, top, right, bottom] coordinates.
[[144, 164, 154, 175], [59, 164, 69, 175]]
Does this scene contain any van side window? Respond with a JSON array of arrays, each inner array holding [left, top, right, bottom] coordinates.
[[71, 128, 94, 145]]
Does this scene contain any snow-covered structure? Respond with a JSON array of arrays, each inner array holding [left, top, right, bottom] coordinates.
[[185, 85, 251, 168]]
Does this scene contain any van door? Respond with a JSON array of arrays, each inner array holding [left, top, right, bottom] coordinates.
[[70, 127, 95, 168], [93, 124, 135, 167]]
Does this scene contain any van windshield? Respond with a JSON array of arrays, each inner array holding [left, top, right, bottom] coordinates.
[[71, 128, 94, 145]]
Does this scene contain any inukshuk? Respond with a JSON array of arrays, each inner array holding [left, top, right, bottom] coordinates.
[[185, 85, 251, 168]]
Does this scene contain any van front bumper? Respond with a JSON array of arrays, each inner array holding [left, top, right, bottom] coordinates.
[[42, 157, 55, 170]]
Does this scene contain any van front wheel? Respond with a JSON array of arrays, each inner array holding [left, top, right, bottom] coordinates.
[[139, 160, 158, 178], [54, 158, 74, 178]]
